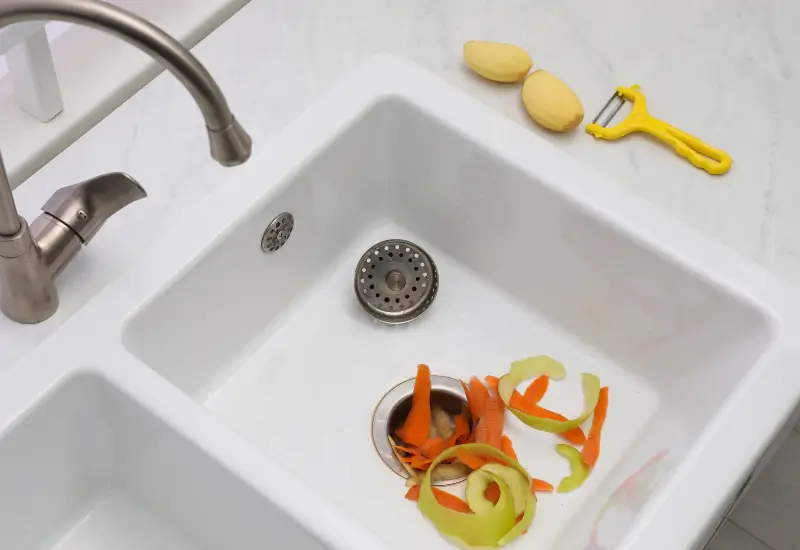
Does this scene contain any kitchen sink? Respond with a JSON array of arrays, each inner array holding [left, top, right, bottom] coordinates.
[[0, 371, 326, 550], [4, 56, 800, 550]]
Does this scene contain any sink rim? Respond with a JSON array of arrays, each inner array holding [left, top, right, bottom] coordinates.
[[0, 54, 799, 550]]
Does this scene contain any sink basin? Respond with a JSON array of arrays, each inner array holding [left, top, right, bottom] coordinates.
[[0, 371, 326, 550], [5, 56, 800, 550]]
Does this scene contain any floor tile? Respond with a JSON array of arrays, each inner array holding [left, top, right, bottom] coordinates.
[[706, 520, 772, 550], [731, 430, 800, 549]]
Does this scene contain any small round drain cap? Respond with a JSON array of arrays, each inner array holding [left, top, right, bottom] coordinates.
[[261, 212, 294, 253], [355, 239, 438, 324]]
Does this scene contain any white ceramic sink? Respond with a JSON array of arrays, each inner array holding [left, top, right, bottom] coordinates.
[[3, 56, 800, 550], [0, 372, 327, 550]]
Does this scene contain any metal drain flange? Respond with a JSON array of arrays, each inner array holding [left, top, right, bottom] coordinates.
[[261, 212, 294, 253], [372, 375, 468, 485], [355, 239, 438, 324]]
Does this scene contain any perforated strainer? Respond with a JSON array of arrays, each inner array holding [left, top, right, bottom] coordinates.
[[354, 239, 439, 324]]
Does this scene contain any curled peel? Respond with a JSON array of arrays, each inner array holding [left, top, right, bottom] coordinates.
[[498, 356, 600, 434], [418, 443, 536, 548], [556, 444, 590, 493], [465, 470, 515, 517], [466, 464, 528, 517]]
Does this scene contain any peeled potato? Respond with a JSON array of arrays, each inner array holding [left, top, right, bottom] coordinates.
[[463, 41, 533, 83], [522, 70, 584, 132]]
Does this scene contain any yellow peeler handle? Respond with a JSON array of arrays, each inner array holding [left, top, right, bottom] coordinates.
[[586, 85, 732, 176], [659, 124, 732, 175]]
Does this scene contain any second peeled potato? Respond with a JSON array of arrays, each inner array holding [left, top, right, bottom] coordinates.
[[522, 70, 584, 133], [463, 41, 533, 83]]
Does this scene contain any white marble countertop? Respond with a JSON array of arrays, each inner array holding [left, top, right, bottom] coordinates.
[[0, 0, 248, 187], [1, 0, 798, 369]]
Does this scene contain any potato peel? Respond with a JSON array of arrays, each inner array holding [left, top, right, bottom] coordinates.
[[498, 356, 600, 434]]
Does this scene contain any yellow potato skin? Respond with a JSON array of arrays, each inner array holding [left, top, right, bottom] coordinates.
[[522, 70, 584, 133], [463, 41, 533, 83]]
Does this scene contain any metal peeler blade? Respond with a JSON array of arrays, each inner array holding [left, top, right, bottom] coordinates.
[[592, 91, 627, 128]]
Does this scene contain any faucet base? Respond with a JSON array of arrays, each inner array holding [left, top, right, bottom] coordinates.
[[0, 217, 58, 324]]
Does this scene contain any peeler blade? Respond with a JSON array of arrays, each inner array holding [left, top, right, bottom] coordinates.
[[592, 91, 627, 128]]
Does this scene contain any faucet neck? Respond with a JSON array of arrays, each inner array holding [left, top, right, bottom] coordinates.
[[0, 153, 22, 236], [0, 0, 252, 238]]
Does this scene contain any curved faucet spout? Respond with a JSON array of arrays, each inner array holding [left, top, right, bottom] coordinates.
[[0, 0, 251, 323], [0, 0, 252, 166]]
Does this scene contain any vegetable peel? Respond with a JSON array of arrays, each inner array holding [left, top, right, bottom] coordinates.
[[406, 485, 473, 513], [582, 386, 609, 467], [498, 356, 600, 435], [417, 444, 536, 548], [466, 469, 512, 515], [419, 437, 447, 458], [532, 478, 554, 492], [486, 375, 526, 407], [484, 375, 501, 394], [457, 449, 487, 471], [454, 412, 471, 444], [522, 405, 587, 445], [556, 444, 590, 493], [500, 435, 517, 461], [389, 436, 421, 484], [475, 393, 504, 450], [521, 375, 549, 410], [397, 364, 432, 446], [473, 463, 529, 515], [396, 360, 604, 548], [468, 376, 491, 418]]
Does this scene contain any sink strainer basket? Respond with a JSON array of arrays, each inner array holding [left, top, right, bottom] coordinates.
[[354, 239, 438, 324]]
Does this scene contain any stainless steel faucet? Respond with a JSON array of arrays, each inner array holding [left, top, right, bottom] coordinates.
[[0, 0, 252, 324]]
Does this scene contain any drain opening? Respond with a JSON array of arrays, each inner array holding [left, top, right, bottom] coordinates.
[[372, 375, 470, 486], [355, 239, 438, 324]]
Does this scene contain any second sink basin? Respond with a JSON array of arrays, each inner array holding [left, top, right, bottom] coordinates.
[[9, 56, 800, 550], [0, 372, 321, 550]]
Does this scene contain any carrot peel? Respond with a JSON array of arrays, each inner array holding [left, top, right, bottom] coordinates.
[[532, 478, 554, 492], [457, 449, 486, 471], [454, 411, 471, 444], [484, 482, 501, 504], [475, 393, 504, 450], [500, 435, 518, 461], [410, 455, 434, 469], [484, 375, 500, 394], [418, 437, 446, 458], [396, 364, 432, 447], [492, 374, 526, 409], [406, 485, 472, 513], [582, 386, 609, 467], [468, 376, 490, 419], [521, 375, 549, 409]]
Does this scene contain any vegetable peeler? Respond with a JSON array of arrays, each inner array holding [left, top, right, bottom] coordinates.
[[586, 85, 732, 175]]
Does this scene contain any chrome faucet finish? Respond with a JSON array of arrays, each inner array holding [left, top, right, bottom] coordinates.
[[0, 0, 252, 324]]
